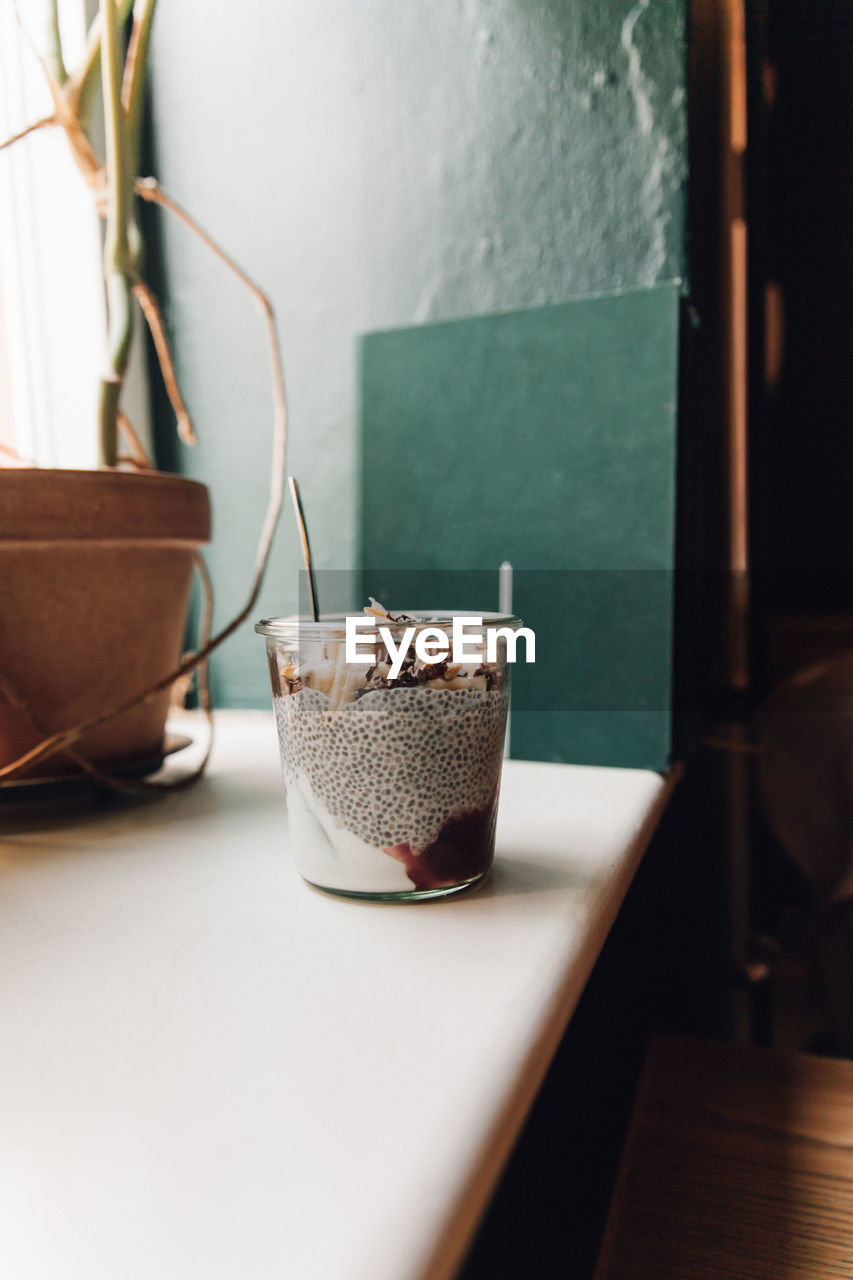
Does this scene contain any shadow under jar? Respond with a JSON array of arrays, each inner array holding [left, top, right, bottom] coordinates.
[[255, 611, 521, 901]]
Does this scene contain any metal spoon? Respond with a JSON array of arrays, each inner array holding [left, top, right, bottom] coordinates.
[[288, 476, 319, 622]]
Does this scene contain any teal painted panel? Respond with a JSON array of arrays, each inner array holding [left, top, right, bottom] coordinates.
[[359, 284, 680, 770]]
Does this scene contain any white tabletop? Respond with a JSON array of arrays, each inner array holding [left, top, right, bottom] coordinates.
[[0, 711, 673, 1280]]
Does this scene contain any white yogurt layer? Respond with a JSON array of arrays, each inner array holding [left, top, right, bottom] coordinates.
[[285, 769, 413, 894]]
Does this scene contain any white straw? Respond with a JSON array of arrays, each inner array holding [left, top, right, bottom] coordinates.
[[499, 560, 513, 617], [499, 561, 512, 758]]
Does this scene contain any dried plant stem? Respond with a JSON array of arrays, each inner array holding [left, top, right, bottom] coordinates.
[[193, 551, 213, 713], [0, 439, 35, 464], [0, 665, 113, 788], [0, 178, 288, 781], [0, 531, 266, 778], [132, 281, 196, 444], [117, 409, 153, 467], [0, 548, 215, 793], [135, 177, 288, 582], [0, 115, 56, 151], [10, 1, 102, 184]]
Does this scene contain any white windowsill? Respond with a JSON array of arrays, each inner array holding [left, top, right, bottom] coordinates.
[[0, 710, 675, 1280]]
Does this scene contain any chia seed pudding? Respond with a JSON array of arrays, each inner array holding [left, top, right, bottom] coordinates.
[[257, 605, 518, 900]]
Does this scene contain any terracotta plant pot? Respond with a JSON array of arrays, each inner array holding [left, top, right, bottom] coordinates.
[[0, 469, 211, 780]]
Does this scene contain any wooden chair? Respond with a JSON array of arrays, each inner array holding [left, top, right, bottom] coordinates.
[[595, 1035, 853, 1279]]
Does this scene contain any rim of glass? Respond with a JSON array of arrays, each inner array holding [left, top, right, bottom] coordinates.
[[255, 610, 523, 638]]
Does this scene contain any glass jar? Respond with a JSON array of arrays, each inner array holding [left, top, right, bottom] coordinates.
[[255, 611, 521, 900]]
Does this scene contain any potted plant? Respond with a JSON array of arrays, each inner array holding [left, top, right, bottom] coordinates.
[[0, 0, 286, 788]]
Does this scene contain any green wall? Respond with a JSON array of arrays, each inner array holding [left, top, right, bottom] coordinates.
[[147, 0, 687, 707]]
